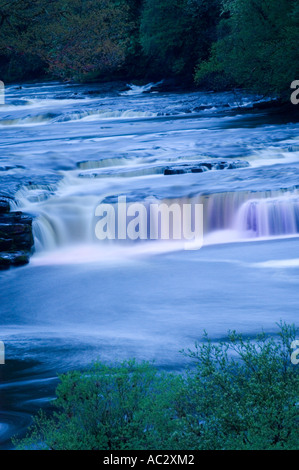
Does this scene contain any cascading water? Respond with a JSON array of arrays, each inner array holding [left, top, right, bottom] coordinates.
[[17, 188, 103, 252], [120, 81, 164, 96], [235, 196, 299, 237], [17, 185, 299, 255], [32, 197, 97, 251], [204, 190, 299, 242]]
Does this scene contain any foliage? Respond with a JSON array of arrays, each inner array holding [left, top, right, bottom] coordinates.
[[0, 0, 133, 80], [14, 360, 183, 450], [14, 323, 299, 450], [180, 321, 299, 449], [195, 0, 299, 98], [140, 0, 220, 77]]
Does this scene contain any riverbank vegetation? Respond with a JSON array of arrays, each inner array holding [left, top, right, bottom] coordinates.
[[0, 0, 298, 99], [15, 323, 299, 450]]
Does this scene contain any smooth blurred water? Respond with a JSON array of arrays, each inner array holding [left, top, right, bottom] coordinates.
[[0, 81, 298, 448]]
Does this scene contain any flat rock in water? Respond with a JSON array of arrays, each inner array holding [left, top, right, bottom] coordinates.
[[164, 160, 249, 175]]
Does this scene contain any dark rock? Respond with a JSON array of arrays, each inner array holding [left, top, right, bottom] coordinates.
[[0, 199, 10, 214], [12, 252, 30, 266], [164, 168, 187, 175], [0, 238, 14, 251], [191, 168, 204, 173], [0, 207, 34, 270], [85, 90, 101, 95], [217, 163, 226, 170], [164, 160, 249, 176], [0, 223, 31, 235], [0, 251, 30, 268], [0, 212, 32, 224], [0, 256, 11, 270]]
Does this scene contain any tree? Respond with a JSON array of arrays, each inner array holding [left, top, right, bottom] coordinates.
[[195, 0, 299, 99], [140, 0, 221, 79], [0, 0, 132, 81]]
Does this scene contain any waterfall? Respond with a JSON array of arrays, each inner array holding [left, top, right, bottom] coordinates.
[[235, 197, 299, 237], [31, 197, 99, 251], [202, 189, 299, 242], [16, 184, 299, 254]]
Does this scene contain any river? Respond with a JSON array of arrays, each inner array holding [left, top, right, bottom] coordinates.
[[0, 81, 298, 448]]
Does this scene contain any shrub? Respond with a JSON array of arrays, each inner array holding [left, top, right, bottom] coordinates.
[[14, 322, 299, 450], [179, 322, 299, 449], [14, 360, 183, 450]]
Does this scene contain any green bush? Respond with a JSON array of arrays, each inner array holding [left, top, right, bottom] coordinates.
[[14, 360, 183, 450], [179, 322, 299, 450], [14, 323, 299, 450]]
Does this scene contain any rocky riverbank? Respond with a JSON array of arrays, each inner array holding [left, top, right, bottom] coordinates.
[[0, 199, 34, 269]]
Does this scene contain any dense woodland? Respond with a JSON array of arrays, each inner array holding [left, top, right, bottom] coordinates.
[[0, 0, 298, 99]]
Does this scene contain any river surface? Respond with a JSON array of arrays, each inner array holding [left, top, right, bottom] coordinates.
[[0, 81, 298, 448]]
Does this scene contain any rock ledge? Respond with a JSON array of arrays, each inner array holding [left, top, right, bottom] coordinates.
[[0, 200, 34, 270]]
